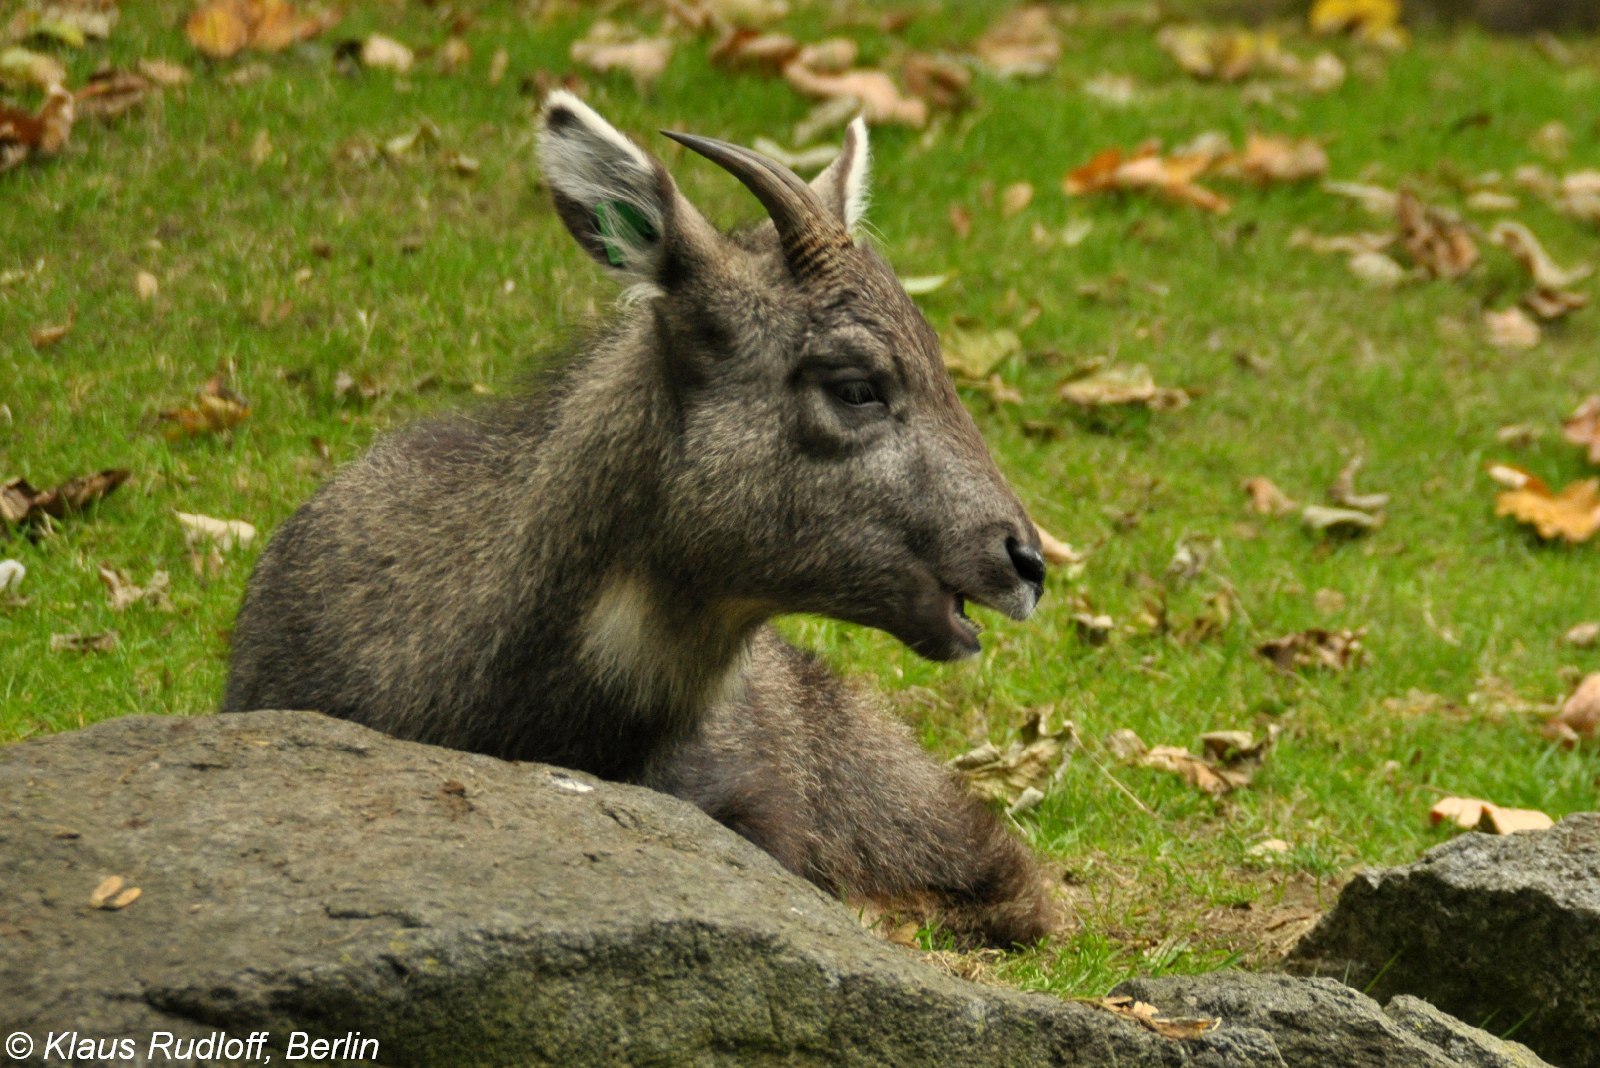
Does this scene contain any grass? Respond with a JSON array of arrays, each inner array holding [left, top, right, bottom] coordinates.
[[4, 0, 1598, 999]]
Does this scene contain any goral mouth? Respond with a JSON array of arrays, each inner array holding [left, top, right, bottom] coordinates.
[[943, 587, 983, 654]]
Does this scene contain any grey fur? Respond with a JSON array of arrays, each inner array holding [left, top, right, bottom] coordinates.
[[224, 94, 1056, 945]]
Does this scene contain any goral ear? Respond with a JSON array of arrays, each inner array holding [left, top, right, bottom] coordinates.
[[538, 91, 720, 287], [808, 117, 871, 233]]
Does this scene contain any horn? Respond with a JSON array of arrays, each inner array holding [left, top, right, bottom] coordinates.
[[662, 130, 853, 280]]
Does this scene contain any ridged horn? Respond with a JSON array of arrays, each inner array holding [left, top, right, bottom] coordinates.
[[662, 130, 853, 280]]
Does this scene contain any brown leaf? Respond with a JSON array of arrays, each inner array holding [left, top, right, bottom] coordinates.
[[1, 469, 130, 530], [781, 63, 927, 127], [972, 5, 1060, 79], [135, 269, 160, 301], [29, 304, 75, 349], [1495, 475, 1600, 543], [1429, 795, 1489, 828], [708, 28, 800, 74], [999, 181, 1034, 218], [0, 46, 68, 90], [1215, 133, 1328, 184], [1561, 396, 1600, 465], [1478, 805, 1554, 835], [940, 325, 1020, 380], [1564, 621, 1600, 648], [1328, 456, 1389, 512], [185, 0, 336, 58], [98, 564, 173, 612], [949, 708, 1078, 805], [51, 631, 119, 653], [1033, 521, 1084, 569], [1523, 286, 1588, 321], [570, 22, 673, 87], [137, 59, 194, 86], [1483, 306, 1540, 350], [900, 52, 971, 112], [185, 1, 252, 58], [0, 85, 74, 172], [158, 373, 251, 438], [1242, 476, 1298, 516], [1142, 744, 1247, 795], [1396, 190, 1478, 280], [1091, 996, 1220, 1039], [1064, 144, 1230, 214], [1543, 672, 1600, 746], [74, 70, 153, 121], [360, 34, 414, 73], [1257, 628, 1365, 672], [1488, 220, 1591, 290], [1059, 364, 1190, 410], [175, 510, 257, 552]]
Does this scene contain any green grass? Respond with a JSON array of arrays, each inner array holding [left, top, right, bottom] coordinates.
[[4, 1, 1598, 998]]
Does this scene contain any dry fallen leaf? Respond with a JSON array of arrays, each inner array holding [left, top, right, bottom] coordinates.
[[29, 304, 75, 349], [1483, 306, 1540, 350], [0, 84, 73, 173], [1059, 364, 1190, 410], [1142, 744, 1248, 795], [1090, 996, 1220, 1039], [135, 269, 159, 301], [1397, 190, 1477, 280], [1033, 521, 1084, 570], [1345, 250, 1405, 288], [1564, 621, 1600, 648], [1309, 0, 1404, 44], [569, 21, 673, 88], [708, 27, 800, 73], [185, 0, 338, 59], [1213, 133, 1328, 185], [360, 33, 414, 73], [0, 559, 24, 594], [949, 707, 1077, 806], [1, 469, 130, 531], [972, 4, 1060, 79], [1493, 473, 1600, 543], [1564, 396, 1600, 465], [88, 874, 141, 910], [158, 373, 251, 438], [138, 58, 193, 86], [1429, 796, 1553, 835], [98, 564, 173, 612], [52, 631, 119, 653], [1543, 672, 1600, 746], [74, 70, 154, 121], [940, 325, 1020, 380], [1243, 477, 1299, 516], [1156, 24, 1278, 82], [1065, 143, 1230, 214], [1000, 181, 1034, 219], [781, 63, 926, 128], [1488, 220, 1591, 290], [1257, 628, 1365, 672], [1328, 456, 1389, 512], [1323, 180, 1398, 216], [0, 46, 68, 91], [175, 510, 257, 552], [899, 52, 971, 113]]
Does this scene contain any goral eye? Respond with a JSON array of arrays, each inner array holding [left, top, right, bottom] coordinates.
[[830, 379, 883, 407]]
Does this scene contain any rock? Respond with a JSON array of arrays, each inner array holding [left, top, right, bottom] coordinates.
[[1112, 973, 1551, 1068], [0, 711, 1563, 1067], [1385, 996, 1549, 1068], [0, 711, 1267, 1067], [1287, 815, 1600, 1068]]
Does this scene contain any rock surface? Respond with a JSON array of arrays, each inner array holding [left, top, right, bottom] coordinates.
[[1385, 996, 1549, 1068], [1288, 814, 1600, 1068], [0, 711, 1563, 1067]]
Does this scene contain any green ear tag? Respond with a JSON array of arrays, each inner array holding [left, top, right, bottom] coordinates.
[[595, 200, 658, 267]]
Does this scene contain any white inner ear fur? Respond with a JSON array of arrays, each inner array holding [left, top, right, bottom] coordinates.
[[839, 116, 871, 231], [538, 90, 664, 276]]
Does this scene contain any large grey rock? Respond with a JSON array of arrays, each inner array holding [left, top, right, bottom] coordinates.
[[1385, 996, 1549, 1068], [0, 711, 1563, 1067], [1287, 814, 1600, 1068]]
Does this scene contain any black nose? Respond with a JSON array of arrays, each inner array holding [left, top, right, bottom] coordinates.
[[1005, 536, 1046, 595]]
